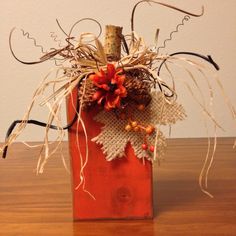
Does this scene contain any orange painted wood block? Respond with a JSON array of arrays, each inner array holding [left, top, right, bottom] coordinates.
[[67, 89, 153, 220]]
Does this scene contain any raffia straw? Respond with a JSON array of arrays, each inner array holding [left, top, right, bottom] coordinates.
[[174, 56, 236, 143], [42, 94, 65, 157], [172, 56, 236, 123], [177, 64, 217, 197], [205, 125, 217, 190], [21, 142, 50, 148], [165, 62, 214, 197], [38, 95, 69, 173], [21, 139, 71, 174], [60, 144, 70, 174], [165, 60, 223, 130], [37, 75, 82, 169], [52, 75, 71, 175], [162, 57, 235, 197], [163, 62, 176, 96], [198, 113, 217, 199], [2, 32, 104, 170], [69, 76, 95, 200], [37, 100, 65, 173], [2, 68, 61, 151]]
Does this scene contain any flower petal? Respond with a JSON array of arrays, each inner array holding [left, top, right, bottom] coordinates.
[[116, 75, 126, 85], [104, 93, 121, 110], [119, 85, 127, 97], [114, 88, 121, 95], [107, 64, 116, 79], [98, 95, 105, 105], [89, 65, 127, 111], [91, 69, 110, 85], [100, 84, 110, 91]]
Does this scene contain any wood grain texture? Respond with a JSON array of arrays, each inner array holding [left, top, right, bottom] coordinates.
[[67, 89, 153, 220], [0, 138, 236, 236]]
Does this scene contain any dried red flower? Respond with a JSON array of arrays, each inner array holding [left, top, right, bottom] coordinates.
[[89, 64, 127, 111]]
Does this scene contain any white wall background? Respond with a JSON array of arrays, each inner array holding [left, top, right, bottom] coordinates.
[[0, 0, 235, 141]]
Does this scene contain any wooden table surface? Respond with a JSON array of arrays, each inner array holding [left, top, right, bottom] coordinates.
[[0, 138, 235, 236]]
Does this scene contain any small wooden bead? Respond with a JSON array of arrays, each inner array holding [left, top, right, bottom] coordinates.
[[145, 125, 155, 135], [131, 121, 138, 127], [125, 124, 132, 131]]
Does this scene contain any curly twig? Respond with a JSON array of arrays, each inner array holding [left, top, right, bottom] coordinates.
[[131, 0, 204, 42], [68, 18, 102, 40], [50, 32, 63, 48], [20, 29, 47, 54], [9, 28, 48, 65], [157, 15, 190, 53]]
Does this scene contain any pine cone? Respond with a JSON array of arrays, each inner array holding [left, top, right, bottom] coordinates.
[[124, 75, 152, 105], [78, 79, 97, 110]]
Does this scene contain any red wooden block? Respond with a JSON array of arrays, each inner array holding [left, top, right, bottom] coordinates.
[[67, 89, 153, 220]]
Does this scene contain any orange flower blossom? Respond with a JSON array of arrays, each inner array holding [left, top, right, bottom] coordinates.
[[89, 64, 127, 111]]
